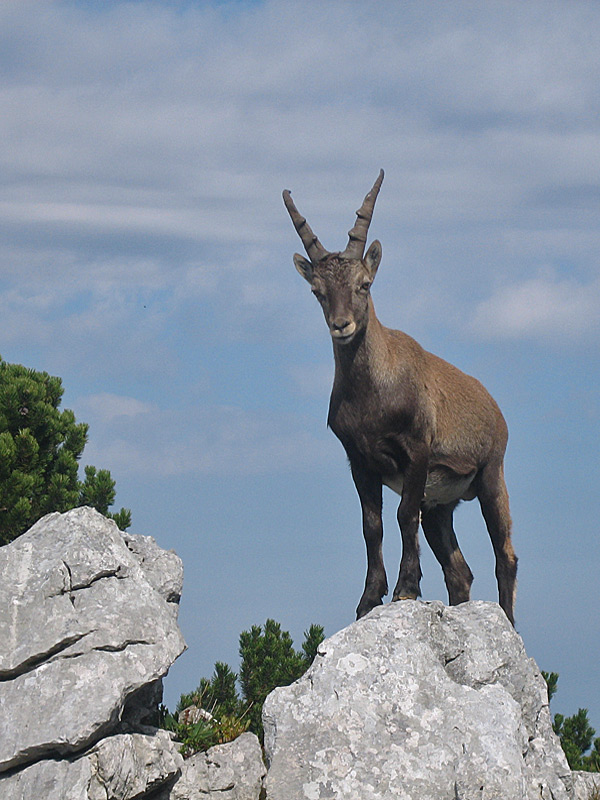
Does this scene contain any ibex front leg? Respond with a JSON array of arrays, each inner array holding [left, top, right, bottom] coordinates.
[[392, 448, 429, 602], [351, 461, 387, 619]]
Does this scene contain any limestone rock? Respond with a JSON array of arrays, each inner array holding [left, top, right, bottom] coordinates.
[[157, 732, 266, 800], [263, 600, 572, 800], [2, 729, 184, 800], [0, 507, 186, 773], [572, 771, 600, 800], [122, 530, 183, 610], [87, 729, 184, 800], [178, 704, 215, 724]]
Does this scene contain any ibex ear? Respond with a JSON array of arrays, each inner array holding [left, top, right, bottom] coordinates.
[[364, 240, 382, 279], [293, 253, 314, 283]]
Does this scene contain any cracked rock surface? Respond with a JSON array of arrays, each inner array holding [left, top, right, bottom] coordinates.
[[1, 729, 184, 800], [155, 732, 266, 800], [263, 600, 573, 800], [0, 507, 186, 776], [572, 771, 600, 799]]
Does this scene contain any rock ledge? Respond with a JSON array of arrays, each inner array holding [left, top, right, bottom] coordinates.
[[263, 600, 573, 800]]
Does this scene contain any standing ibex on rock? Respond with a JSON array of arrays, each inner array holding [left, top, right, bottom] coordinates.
[[283, 170, 517, 624]]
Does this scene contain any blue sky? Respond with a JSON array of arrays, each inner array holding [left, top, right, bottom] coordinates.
[[2, 0, 599, 731]]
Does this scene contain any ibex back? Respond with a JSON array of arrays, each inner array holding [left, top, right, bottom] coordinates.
[[283, 170, 517, 624]]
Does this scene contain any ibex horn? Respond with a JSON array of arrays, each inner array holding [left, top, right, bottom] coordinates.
[[344, 169, 384, 259], [282, 189, 329, 263]]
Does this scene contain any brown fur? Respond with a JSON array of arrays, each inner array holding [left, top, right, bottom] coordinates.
[[284, 173, 517, 624]]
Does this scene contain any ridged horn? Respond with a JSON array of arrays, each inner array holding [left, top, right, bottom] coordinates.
[[282, 189, 329, 263], [344, 169, 384, 259]]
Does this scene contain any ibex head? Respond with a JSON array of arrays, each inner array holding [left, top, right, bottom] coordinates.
[[283, 170, 384, 345]]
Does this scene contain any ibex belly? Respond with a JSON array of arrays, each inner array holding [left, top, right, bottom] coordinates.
[[383, 467, 477, 508]]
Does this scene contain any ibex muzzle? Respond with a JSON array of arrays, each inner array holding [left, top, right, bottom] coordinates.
[[284, 170, 517, 624]]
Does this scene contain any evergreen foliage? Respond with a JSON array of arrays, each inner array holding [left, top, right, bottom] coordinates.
[[541, 670, 559, 703], [163, 620, 325, 755], [238, 619, 321, 738], [0, 356, 130, 543], [542, 670, 600, 771], [79, 465, 132, 531], [176, 661, 241, 718], [160, 661, 251, 757]]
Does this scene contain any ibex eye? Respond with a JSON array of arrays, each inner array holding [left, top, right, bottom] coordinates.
[[360, 282, 371, 292], [312, 289, 325, 301]]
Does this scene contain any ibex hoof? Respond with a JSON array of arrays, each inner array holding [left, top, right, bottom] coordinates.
[[393, 593, 418, 602]]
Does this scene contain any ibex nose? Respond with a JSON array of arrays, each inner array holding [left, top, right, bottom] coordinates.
[[331, 319, 357, 340], [332, 319, 351, 331]]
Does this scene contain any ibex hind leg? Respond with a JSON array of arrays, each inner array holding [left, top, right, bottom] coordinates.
[[477, 461, 517, 625], [421, 501, 473, 606]]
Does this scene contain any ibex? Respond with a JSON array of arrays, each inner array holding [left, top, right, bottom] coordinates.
[[283, 170, 517, 624]]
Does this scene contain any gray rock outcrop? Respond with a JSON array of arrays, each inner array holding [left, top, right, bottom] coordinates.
[[573, 770, 600, 799], [155, 732, 267, 800], [263, 600, 573, 800], [0, 507, 188, 799], [2, 507, 591, 799], [0, 506, 186, 774], [3, 727, 266, 800], [0, 506, 266, 800], [2, 728, 184, 800]]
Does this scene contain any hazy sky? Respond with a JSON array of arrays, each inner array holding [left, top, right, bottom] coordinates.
[[2, 0, 599, 732]]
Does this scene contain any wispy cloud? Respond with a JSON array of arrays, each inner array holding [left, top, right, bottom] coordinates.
[[80, 392, 153, 424], [471, 272, 600, 341], [2, 0, 600, 366], [80, 400, 337, 478]]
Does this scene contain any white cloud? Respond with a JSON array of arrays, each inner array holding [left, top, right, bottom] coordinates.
[[471, 273, 600, 340], [81, 402, 337, 479], [81, 393, 153, 424], [0, 0, 599, 379], [1, 3, 600, 366]]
